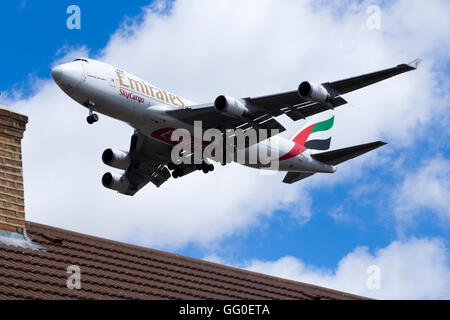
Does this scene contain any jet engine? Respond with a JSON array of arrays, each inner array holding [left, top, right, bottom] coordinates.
[[102, 172, 130, 193], [214, 95, 249, 118], [102, 148, 130, 170], [298, 81, 331, 103]]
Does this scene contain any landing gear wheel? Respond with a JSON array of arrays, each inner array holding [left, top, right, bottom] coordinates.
[[87, 114, 99, 124], [85, 100, 98, 124], [172, 168, 183, 178], [201, 162, 214, 174]]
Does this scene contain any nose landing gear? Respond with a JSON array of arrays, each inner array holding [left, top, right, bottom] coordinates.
[[85, 100, 99, 124], [87, 113, 99, 124]]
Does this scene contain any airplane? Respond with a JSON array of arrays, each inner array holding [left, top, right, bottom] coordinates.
[[51, 57, 421, 195]]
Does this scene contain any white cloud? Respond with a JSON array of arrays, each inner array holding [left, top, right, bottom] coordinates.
[[329, 205, 352, 223], [393, 157, 450, 226], [235, 238, 450, 299], [2, 0, 450, 248]]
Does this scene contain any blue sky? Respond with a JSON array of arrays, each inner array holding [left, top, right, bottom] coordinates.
[[0, 0, 150, 96], [184, 143, 449, 268], [1, 0, 449, 298]]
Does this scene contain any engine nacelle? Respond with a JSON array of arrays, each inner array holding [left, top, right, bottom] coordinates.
[[298, 81, 331, 103], [102, 172, 130, 193], [102, 148, 130, 170], [214, 95, 249, 118]]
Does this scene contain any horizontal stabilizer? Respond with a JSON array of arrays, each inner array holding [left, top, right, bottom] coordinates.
[[283, 172, 315, 184], [311, 141, 387, 166]]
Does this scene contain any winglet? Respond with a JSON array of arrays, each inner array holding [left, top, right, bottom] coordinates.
[[407, 58, 422, 70]]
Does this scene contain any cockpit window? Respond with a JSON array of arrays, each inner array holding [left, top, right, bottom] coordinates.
[[73, 58, 89, 63]]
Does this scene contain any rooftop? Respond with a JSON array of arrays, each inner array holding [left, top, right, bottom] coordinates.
[[0, 221, 364, 300]]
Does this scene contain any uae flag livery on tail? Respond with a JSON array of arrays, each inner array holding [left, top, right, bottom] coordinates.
[[293, 116, 335, 151]]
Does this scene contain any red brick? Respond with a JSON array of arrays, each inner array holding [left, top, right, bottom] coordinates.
[[0, 222, 17, 232], [0, 193, 15, 202], [0, 106, 26, 236], [6, 202, 24, 211], [5, 173, 21, 181], [0, 118, 15, 127], [4, 158, 21, 167], [0, 150, 12, 158], [1, 128, 24, 138], [15, 212, 25, 219], [0, 109, 10, 118], [0, 207, 16, 216], [5, 188, 24, 197], [0, 135, 12, 143], [1, 143, 21, 152], [5, 216, 25, 227]]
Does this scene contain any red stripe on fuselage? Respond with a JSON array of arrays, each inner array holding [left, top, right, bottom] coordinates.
[[151, 127, 212, 149], [279, 143, 306, 161], [278, 124, 314, 161], [293, 124, 315, 145]]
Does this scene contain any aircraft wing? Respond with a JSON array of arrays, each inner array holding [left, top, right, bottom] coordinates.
[[167, 101, 287, 141], [247, 58, 421, 121], [111, 131, 197, 195], [168, 59, 421, 133]]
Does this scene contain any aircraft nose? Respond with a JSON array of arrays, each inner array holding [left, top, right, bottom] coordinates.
[[51, 62, 84, 91], [51, 65, 64, 82]]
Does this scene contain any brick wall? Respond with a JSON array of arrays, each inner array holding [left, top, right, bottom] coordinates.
[[0, 105, 27, 236]]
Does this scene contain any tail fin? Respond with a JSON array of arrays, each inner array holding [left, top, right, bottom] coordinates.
[[291, 116, 335, 151]]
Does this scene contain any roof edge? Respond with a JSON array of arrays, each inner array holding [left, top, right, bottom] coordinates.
[[26, 221, 369, 300]]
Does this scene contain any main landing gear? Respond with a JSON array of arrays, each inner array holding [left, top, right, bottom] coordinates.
[[86, 100, 99, 124], [168, 162, 184, 179], [168, 161, 215, 179], [196, 161, 214, 174]]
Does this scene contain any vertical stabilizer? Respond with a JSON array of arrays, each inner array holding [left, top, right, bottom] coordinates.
[[290, 116, 335, 150]]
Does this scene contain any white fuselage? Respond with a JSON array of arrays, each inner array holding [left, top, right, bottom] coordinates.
[[51, 58, 335, 174]]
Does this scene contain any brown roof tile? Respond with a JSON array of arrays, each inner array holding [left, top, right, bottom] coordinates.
[[0, 221, 366, 300]]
